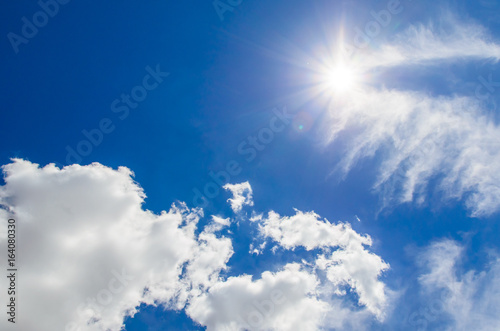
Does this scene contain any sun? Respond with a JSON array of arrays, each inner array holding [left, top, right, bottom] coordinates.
[[325, 62, 359, 92]]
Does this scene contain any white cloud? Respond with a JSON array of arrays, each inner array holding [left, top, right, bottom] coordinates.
[[187, 263, 329, 331], [155, 220, 234, 311], [325, 86, 500, 216], [259, 209, 371, 250], [258, 209, 390, 319], [0, 159, 230, 331], [324, 17, 500, 217], [316, 249, 389, 319], [223, 181, 254, 213], [204, 215, 231, 233], [0, 161, 388, 331], [415, 239, 500, 331], [357, 16, 500, 70]]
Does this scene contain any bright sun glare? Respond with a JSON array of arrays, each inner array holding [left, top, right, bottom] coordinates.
[[326, 62, 359, 92]]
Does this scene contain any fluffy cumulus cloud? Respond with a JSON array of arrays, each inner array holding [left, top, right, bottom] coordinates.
[[0, 160, 389, 330], [0, 159, 233, 331], [258, 210, 390, 319], [259, 209, 372, 250], [413, 239, 500, 331], [223, 181, 254, 213], [325, 15, 500, 216], [187, 263, 329, 331]]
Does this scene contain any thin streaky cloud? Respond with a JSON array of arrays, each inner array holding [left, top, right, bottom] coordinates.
[[355, 15, 500, 70], [324, 16, 500, 216]]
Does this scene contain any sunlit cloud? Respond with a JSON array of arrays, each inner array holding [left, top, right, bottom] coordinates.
[[312, 15, 500, 216]]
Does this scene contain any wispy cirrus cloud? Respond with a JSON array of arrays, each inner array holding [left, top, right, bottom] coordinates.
[[357, 15, 500, 70], [326, 15, 500, 216], [327, 87, 500, 216], [414, 239, 500, 331]]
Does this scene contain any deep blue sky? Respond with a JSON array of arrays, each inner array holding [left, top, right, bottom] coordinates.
[[1, 0, 499, 330]]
